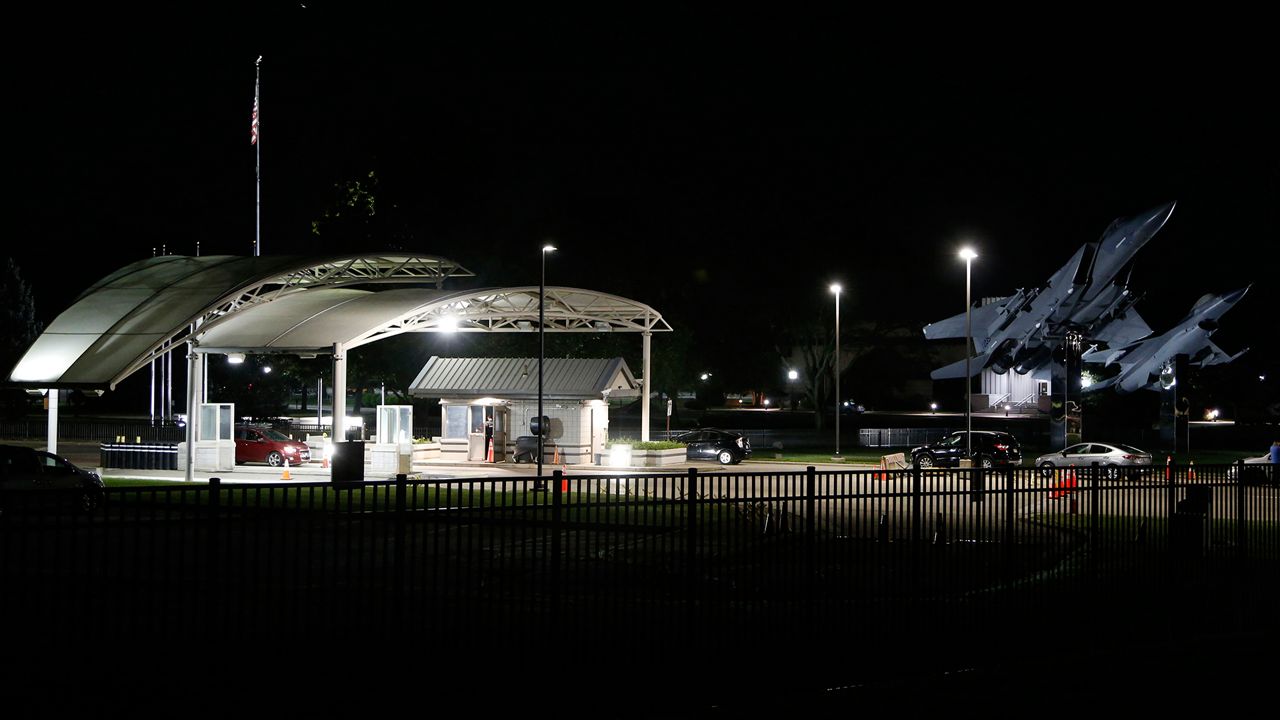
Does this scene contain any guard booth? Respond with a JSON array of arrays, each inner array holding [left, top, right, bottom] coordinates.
[[370, 405, 414, 474], [410, 356, 638, 465], [438, 403, 509, 463], [178, 402, 235, 471]]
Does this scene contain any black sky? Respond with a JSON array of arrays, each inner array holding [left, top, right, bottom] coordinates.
[[9, 9, 1277, 385]]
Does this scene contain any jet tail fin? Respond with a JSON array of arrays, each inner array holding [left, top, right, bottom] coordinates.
[[922, 302, 1005, 349]]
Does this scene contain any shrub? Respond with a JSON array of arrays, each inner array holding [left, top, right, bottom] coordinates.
[[606, 439, 685, 450]]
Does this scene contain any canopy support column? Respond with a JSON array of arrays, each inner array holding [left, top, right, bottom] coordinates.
[[185, 348, 200, 482], [332, 342, 346, 442], [46, 389, 58, 455], [641, 330, 652, 442]]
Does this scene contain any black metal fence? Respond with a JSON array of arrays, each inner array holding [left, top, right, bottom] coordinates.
[[0, 419, 187, 442], [2, 462, 1276, 689]]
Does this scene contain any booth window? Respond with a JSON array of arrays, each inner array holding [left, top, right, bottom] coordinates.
[[444, 405, 468, 439]]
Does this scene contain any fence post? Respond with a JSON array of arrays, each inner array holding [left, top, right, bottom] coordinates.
[[686, 467, 698, 640], [552, 469, 563, 628], [394, 473, 407, 632], [1235, 459, 1246, 557], [1003, 466, 1015, 576], [912, 464, 922, 543], [1089, 462, 1100, 582], [207, 476, 221, 639], [806, 465, 816, 614]]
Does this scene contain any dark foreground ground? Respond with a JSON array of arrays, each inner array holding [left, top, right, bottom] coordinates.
[[11, 631, 1275, 718]]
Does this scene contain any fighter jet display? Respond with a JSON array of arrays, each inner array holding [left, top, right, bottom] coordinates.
[[924, 202, 1176, 380], [1081, 287, 1250, 393]]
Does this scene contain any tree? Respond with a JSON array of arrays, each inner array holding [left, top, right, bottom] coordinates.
[[774, 316, 837, 430], [0, 257, 41, 376], [0, 258, 42, 419]]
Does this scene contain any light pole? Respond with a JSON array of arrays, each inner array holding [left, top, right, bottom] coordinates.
[[830, 283, 842, 459], [537, 244, 555, 486], [959, 247, 978, 458]]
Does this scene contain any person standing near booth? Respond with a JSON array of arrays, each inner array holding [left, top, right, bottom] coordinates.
[[484, 415, 495, 462]]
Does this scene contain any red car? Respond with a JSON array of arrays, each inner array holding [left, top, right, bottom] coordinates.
[[234, 425, 312, 467]]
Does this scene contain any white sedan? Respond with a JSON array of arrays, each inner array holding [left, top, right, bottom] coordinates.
[[1035, 442, 1152, 479], [1227, 455, 1275, 484]]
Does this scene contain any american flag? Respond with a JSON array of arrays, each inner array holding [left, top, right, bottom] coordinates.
[[251, 94, 259, 145]]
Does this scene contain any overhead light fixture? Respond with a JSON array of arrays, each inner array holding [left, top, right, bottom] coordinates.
[[227, 353, 246, 365], [440, 315, 459, 333]]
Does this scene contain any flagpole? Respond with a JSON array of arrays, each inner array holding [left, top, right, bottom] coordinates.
[[256, 56, 266, 257], [253, 56, 262, 257]]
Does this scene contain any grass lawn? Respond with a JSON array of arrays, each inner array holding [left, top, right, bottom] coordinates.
[[747, 449, 902, 465]]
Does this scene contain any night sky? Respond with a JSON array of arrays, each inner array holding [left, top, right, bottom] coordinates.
[[9, 9, 1277, 393]]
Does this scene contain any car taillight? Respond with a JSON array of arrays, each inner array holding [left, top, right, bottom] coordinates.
[[994, 443, 1008, 451], [1123, 454, 1136, 460], [736, 437, 744, 448]]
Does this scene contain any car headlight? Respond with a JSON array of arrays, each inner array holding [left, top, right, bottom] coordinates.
[[284, 447, 297, 454]]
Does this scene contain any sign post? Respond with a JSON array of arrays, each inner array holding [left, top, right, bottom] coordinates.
[[666, 398, 673, 440]]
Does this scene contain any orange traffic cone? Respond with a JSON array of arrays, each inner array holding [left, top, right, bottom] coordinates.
[[552, 445, 561, 465], [1165, 455, 1172, 480], [1188, 460, 1196, 481], [1049, 465, 1078, 500], [486, 439, 495, 463], [281, 458, 292, 481]]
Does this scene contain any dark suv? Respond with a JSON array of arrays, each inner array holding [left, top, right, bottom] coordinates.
[[911, 431, 1021, 469], [675, 429, 752, 465]]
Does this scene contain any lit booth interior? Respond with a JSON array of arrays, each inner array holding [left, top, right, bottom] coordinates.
[[409, 356, 639, 465]]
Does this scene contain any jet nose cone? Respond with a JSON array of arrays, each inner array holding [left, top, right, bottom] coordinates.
[[1223, 286, 1250, 305], [1138, 201, 1176, 232]]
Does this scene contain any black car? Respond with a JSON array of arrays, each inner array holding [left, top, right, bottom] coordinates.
[[0, 445, 105, 512], [910, 431, 1021, 469], [675, 429, 752, 465]]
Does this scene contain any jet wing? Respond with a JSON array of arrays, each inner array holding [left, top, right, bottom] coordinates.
[[1196, 341, 1249, 367], [1091, 309, 1153, 347], [929, 351, 991, 380]]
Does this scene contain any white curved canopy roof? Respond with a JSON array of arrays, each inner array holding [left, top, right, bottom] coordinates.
[[9, 255, 670, 391], [196, 286, 672, 353], [8, 254, 473, 389]]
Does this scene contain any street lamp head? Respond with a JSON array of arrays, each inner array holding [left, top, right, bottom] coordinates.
[[787, 369, 799, 381], [959, 247, 978, 262], [829, 283, 842, 295], [542, 244, 556, 254]]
